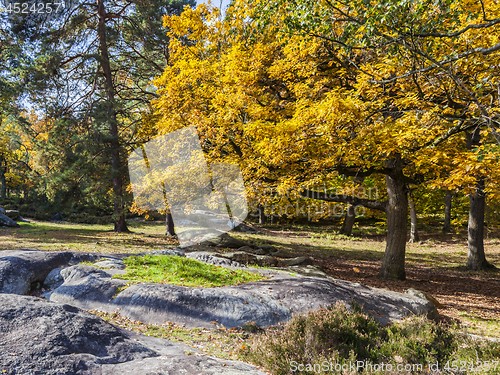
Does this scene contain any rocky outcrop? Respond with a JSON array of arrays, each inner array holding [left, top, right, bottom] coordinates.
[[45, 265, 128, 309], [0, 250, 73, 294], [47, 264, 438, 328], [0, 212, 19, 227], [0, 294, 266, 375]]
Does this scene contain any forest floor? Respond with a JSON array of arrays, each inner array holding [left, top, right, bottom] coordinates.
[[1, 219, 499, 338]]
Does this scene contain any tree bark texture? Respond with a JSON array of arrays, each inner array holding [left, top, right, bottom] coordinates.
[[466, 129, 490, 270], [379, 156, 408, 280], [443, 190, 452, 233], [97, 0, 129, 233], [408, 192, 419, 243], [340, 205, 356, 236]]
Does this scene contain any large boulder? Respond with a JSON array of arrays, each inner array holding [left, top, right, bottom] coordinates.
[[46, 265, 128, 309], [48, 262, 438, 328], [0, 294, 266, 375], [0, 212, 19, 227], [0, 294, 157, 375], [0, 250, 73, 294]]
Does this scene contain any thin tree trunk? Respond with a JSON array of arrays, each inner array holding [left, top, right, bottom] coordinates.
[[97, 0, 128, 233], [340, 176, 363, 236], [466, 129, 490, 270], [443, 190, 452, 233], [165, 210, 176, 236], [0, 168, 6, 199], [408, 192, 419, 243], [379, 156, 408, 280], [258, 204, 267, 224], [340, 205, 356, 236]]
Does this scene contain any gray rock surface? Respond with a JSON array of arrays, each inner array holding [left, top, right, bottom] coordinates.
[[93, 259, 126, 269], [202, 233, 249, 248], [280, 265, 329, 278], [185, 252, 246, 268], [218, 251, 259, 265], [0, 250, 72, 294], [0, 212, 19, 227], [0, 294, 266, 375], [217, 251, 278, 267], [280, 256, 314, 266], [47, 265, 128, 309], [48, 264, 437, 328], [231, 221, 260, 233], [43, 267, 64, 289], [0, 207, 5, 214]]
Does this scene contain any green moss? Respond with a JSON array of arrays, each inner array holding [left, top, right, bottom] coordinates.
[[112, 254, 267, 287]]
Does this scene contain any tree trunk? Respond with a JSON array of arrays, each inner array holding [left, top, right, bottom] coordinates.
[[97, 0, 129, 233], [165, 210, 176, 236], [340, 205, 356, 236], [443, 190, 452, 233], [340, 176, 363, 236], [467, 178, 489, 270], [408, 192, 419, 243], [258, 204, 267, 224], [0, 168, 6, 199], [379, 156, 408, 280], [466, 129, 490, 270]]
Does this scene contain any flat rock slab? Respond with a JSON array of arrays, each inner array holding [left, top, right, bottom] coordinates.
[[0, 294, 266, 375], [48, 265, 437, 328], [0, 250, 73, 294]]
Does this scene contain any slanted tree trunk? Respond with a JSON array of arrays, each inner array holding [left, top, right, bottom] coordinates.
[[379, 156, 408, 280], [97, 0, 129, 233], [340, 205, 356, 236], [166, 210, 176, 236], [443, 190, 452, 233], [466, 129, 491, 270], [408, 192, 419, 243]]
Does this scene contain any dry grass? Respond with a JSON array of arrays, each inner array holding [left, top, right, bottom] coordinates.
[[0, 219, 177, 253]]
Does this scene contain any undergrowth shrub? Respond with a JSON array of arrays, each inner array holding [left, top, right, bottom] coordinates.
[[239, 302, 500, 375]]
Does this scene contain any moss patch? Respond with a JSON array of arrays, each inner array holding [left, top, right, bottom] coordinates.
[[112, 254, 267, 287]]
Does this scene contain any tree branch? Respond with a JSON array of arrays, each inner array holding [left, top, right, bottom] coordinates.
[[299, 188, 387, 212]]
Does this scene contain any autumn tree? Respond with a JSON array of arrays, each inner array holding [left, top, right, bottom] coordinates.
[[151, 1, 500, 280], [250, 0, 500, 273]]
